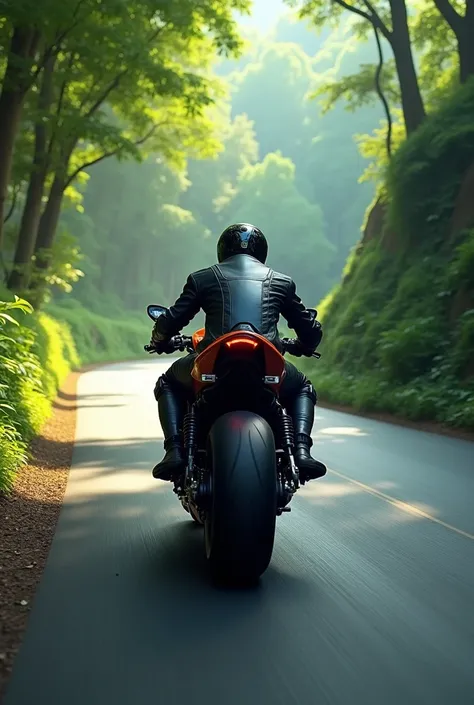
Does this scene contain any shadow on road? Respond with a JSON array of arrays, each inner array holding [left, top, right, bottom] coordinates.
[[5, 448, 474, 705]]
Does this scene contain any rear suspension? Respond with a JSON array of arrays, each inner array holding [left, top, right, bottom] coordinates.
[[277, 408, 299, 512], [183, 403, 197, 470], [183, 402, 211, 510]]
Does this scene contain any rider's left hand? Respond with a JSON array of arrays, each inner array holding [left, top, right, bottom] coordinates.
[[150, 329, 175, 354]]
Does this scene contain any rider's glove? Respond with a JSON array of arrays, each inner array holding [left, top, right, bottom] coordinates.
[[285, 338, 315, 358], [149, 334, 175, 354], [151, 322, 168, 345], [295, 340, 315, 357]]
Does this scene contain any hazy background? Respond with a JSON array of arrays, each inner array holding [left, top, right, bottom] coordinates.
[[56, 0, 382, 318]]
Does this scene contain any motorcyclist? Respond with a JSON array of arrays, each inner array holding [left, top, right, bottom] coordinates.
[[150, 223, 327, 484]]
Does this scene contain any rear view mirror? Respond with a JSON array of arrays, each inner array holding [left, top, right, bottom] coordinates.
[[308, 308, 317, 321], [147, 304, 167, 321]]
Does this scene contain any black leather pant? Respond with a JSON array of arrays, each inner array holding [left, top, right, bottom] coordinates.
[[155, 353, 316, 409]]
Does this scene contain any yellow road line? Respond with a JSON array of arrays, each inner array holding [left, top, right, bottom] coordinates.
[[328, 468, 474, 541]]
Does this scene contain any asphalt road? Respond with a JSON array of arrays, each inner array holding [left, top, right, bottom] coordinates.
[[4, 359, 474, 705]]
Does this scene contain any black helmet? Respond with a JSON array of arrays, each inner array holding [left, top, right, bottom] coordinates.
[[217, 223, 268, 264]]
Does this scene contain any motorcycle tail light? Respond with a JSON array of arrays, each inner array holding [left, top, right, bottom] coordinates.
[[225, 337, 259, 350]]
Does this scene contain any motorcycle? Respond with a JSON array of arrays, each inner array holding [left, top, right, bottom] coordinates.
[[145, 305, 321, 584]]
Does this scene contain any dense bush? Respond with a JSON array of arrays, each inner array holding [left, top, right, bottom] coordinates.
[[387, 78, 474, 249], [0, 298, 46, 492]]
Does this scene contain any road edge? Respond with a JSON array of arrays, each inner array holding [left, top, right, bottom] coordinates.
[[318, 399, 474, 443]]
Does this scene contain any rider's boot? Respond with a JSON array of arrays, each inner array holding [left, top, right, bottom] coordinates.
[[289, 382, 327, 483], [152, 376, 186, 481]]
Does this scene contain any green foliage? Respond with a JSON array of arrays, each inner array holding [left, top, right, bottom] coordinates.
[[314, 60, 399, 114], [355, 113, 405, 184], [387, 78, 474, 247], [47, 304, 150, 363], [0, 296, 47, 492], [1, 0, 251, 304], [299, 80, 474, 430], [29, 231, 85, 302], [218, 150, 336, 303], [28, 312, 79, 398]]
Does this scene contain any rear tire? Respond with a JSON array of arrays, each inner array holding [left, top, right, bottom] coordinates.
[[205, 411, 277, 584]]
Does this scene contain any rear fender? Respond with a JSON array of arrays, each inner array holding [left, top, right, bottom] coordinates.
[[192, 331, 285, 394]]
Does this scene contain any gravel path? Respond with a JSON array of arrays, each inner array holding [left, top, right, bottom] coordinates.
[[0, 373, 79, 701]]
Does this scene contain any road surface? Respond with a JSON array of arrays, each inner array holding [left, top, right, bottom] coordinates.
[[4, 359, 474, 705]]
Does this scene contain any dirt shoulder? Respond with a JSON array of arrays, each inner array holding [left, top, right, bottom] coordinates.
[[0, 372, 79, 702]]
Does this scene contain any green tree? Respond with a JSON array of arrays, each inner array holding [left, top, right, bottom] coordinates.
[[181, 111, 259, 232], [231, 42, 315, 161], [228, 34, 379, 273], [0, 0, 89, 247], [3, 0, 250, 300], [64, 153, 213, 313], [431, 0, 474, 82], [219, 151, 336, 303], [291, 0, 426, 134]]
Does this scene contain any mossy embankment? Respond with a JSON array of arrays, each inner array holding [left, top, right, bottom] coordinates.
[[301, 80, 474, 430]]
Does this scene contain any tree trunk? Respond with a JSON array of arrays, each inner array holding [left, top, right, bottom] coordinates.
[[433, 0, 474, 83], [459, 2, 474, 82], [0, 26, 41, 248], [8, 56, 56, 292], [389, 0, 426, 134], [32, 173, 67, 275]]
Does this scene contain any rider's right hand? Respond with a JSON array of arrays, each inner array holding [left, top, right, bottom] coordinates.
[[283, 338, 315, 358]]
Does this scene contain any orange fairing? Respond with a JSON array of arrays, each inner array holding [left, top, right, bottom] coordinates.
[[192, 328, 205, 350], [191, 330, 286, 394]]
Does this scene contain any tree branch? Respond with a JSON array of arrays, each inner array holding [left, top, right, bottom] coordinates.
[[3, 185, 20, 224], [64, 121, 166, 187], [371, 22, 392, 158], [431, 0, 463, 34], [30, 0, 89, 87], [78, 69, 109, 113], [83, 21, 172, 120], [332, 0, 392, 42], [0, 249, 9, 279], [44, 51, 77, 163]]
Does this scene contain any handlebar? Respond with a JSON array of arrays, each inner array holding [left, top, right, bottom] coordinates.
[[144, 335, 320, 359], [144, 334, 193, 355], [280, 338, 321, 359]]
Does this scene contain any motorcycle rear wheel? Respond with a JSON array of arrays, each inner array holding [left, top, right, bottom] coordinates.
[[205, 411, 277, 585]]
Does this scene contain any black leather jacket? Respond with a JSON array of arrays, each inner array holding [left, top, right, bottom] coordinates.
[[153, 254, 322, 354]]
